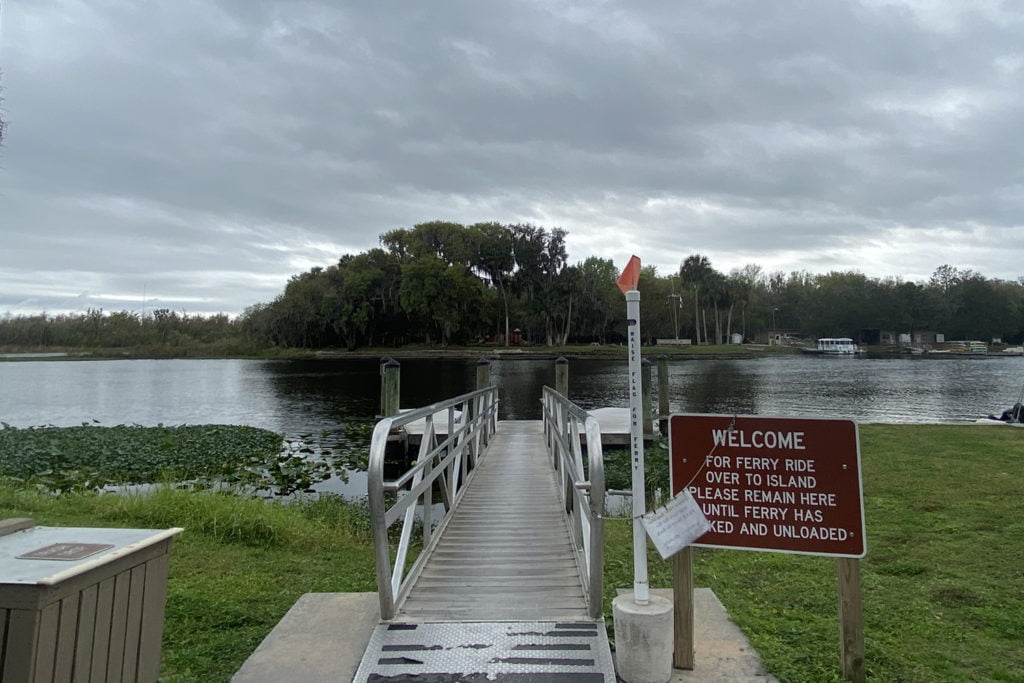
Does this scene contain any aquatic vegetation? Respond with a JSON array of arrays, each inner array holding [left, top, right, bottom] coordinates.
[[0, 423, 331, 495]]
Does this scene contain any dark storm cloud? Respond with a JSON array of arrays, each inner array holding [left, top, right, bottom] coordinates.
[[1, 1, 1022, 315]]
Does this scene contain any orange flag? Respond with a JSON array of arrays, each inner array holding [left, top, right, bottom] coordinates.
[[616, 255, 641, 294]]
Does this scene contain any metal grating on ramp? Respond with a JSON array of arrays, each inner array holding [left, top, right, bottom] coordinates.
[[352, 620, 615, 682], [397, 421, 591, 622]]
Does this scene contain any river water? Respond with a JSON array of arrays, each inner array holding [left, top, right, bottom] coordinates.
[[2, 355, 1020, 498], [2, 355, 1022, 431]]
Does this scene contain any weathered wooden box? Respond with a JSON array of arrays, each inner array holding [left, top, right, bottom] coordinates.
[[0, 519, 182, 682]]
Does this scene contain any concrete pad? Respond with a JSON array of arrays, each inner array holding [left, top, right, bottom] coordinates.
[[617, 588, 779, 682], [231, 592, 379, 683], [233, 588, 776, 682]]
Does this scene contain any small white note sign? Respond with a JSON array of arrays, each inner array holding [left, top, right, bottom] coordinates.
[[641, 489, 712, 559]]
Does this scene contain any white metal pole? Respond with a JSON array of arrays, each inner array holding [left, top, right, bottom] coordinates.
[[626, 289, 649, 605]]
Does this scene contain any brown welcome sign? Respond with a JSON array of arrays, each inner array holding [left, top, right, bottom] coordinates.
[[670, 414, 865, 557]]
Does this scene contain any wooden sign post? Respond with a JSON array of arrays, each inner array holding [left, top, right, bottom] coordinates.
[[672, 547, 695, 669], [838, 557, 865, 682], [669, 414, 867, 682]]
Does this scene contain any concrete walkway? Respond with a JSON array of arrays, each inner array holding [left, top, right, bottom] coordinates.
[[638, 589, 778, 683], [232, 588, 777, 682]]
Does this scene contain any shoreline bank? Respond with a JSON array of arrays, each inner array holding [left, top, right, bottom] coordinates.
[[1, 344, 796, 362], [313, 346, 788, 361]]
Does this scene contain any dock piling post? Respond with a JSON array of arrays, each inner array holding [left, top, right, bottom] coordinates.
[[555, 356, 569, 397], [657, 355, 669, 436], [642, 358, 653, 436], [379, 356, 393, 416], [382, 359, 401, 417], [476, 358, 492, 390]]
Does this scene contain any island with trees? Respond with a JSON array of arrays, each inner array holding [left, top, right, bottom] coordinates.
[[2, 221, 1023, 355]]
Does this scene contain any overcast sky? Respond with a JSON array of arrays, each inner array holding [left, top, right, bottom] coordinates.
[[2, 1, 1022, 317]]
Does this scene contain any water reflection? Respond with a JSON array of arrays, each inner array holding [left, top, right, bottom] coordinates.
[[529, 355, 1023, 425], [3, 354, 1021, 499], [3, 354, 1022, 432], [490, 360, 555, 419], [255, 359, 381, 431], [676, 361, 761, 415]]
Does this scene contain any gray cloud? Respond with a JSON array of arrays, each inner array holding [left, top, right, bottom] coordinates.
[[2, 0, 1022, 316]]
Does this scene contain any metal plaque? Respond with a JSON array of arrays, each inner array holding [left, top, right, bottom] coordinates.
[[16, 542, 115, 561]]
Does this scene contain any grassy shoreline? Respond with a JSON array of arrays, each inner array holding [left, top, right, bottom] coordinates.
[[0, 423, 1021, 681]]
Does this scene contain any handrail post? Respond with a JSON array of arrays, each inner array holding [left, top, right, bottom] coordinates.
[[368, 417, 397, 620], [541, 385, 606, 620], [585, 416, 605, 619], [476, 359, 491, 447]]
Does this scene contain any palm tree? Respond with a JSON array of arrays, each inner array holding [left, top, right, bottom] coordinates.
[[679, 254, 714, 344]]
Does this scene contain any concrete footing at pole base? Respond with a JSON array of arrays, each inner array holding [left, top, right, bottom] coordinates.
[[613, 593, 674, 683]]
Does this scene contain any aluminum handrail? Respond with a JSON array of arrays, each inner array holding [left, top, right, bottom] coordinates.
[[367, 386, 499, 620], [541, 385, 606, 619]]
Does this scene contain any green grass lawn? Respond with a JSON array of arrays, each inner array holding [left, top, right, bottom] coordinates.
[[0, 486, 377, 681], [603, 424, 1024, 682], [0, 423, 1021, 681]]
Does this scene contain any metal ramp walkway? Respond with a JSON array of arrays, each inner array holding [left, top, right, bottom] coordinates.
[[399, 421, 588, 621], [358, 388, 611, 682]]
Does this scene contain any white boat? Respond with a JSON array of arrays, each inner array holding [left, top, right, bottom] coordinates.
[[801, 338, 862, 355]]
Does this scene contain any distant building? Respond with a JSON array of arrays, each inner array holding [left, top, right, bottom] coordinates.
[[767, 331, 803, 346], [860, 329, 882, 345], [897, 331, 943, 346]]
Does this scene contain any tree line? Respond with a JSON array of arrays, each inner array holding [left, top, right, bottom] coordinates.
[[0, 309, 240, 353], [3, 222, 1024, 350]]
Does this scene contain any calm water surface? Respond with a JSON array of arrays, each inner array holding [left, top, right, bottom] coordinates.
[[3, 355, 1020, 498], [2, 355, 1022, 431]]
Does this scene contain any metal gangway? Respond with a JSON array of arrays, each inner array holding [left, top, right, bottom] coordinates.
[[355, 386, 614, 682]]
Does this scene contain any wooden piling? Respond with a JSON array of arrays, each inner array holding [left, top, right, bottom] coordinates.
[[555, 356, 569, 397], [382, 359, 400, 417], [476, 358, 492, 390], [642, 358, 653, 436], [379, 356, 393, 417], [657, 355, 669, 436]]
